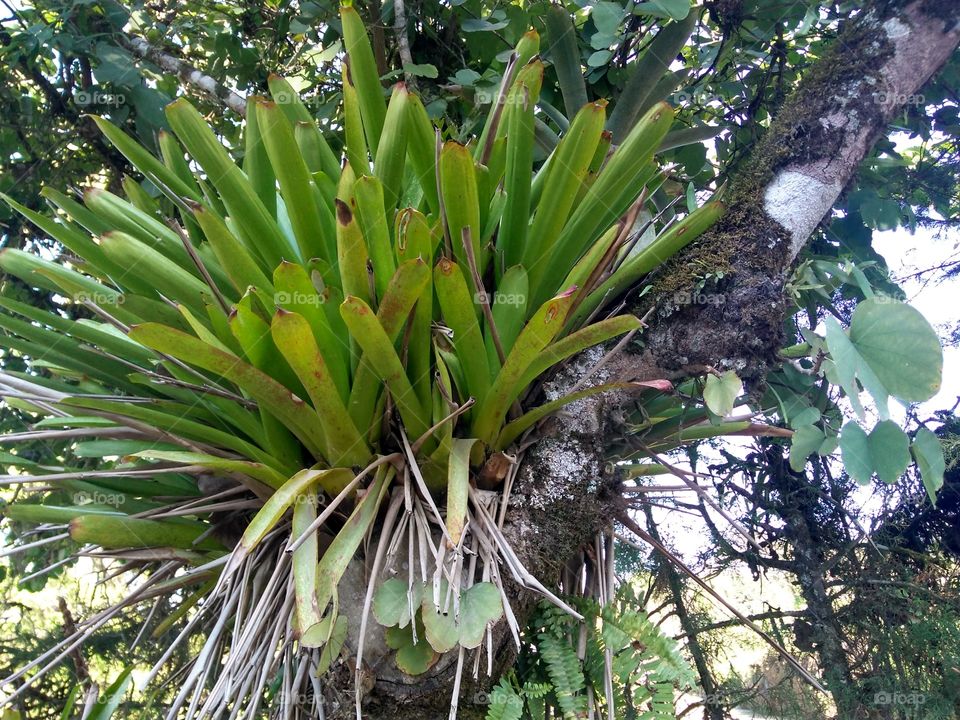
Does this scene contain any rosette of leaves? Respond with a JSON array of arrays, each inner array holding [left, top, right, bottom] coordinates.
[[0, 4, 724, 716]]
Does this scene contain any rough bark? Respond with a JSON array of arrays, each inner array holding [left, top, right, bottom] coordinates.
[[344, 2, 960, 716], [636, 0, 960, 384]]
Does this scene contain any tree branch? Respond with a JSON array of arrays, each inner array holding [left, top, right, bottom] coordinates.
[[116, 35, 247, 116]]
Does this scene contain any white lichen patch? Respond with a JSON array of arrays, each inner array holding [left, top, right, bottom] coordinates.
[[543, 345, 607, 402], [764, 169, 843, 256], [883, 17, 911, 41], [523, 437, 595, 511]]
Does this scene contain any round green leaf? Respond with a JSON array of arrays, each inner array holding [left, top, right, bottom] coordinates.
[[421, 595, 460, 653], [395, 639, 439, 676], [848, 298, 942, 403], [373, 578, 408, 628], [458, 582, 504, 649], [588, 50, 614, 68], [869, 420, 911, 483], [386, 615, 440, 676]]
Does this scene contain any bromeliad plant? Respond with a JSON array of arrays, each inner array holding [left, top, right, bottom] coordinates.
[[0, 5, 723, 717]]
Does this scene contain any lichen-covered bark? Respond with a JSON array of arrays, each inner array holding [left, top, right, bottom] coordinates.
[[639, 0, 960, 384]]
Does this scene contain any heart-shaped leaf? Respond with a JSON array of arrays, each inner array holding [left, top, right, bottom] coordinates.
[[421, 589, 460, 653], [703, 371, 742, 417]]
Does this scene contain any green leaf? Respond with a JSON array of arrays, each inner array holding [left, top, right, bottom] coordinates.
[[91, 116, 200, 202], [373, 578, 424, 628], [439, 142, 482, 279], [847, 298, 943, 403], [271, 309, 370, 466], [403, 63, 439, 79], [434, 258, 491, 405], [457, 582, 504, 648], [131, 450, 288, 489], [912, 427, 946, 503], [386, 616, 439, 675], [405, 95, 441, 215], [840, 420, 911, 484], [498, 63, 544, 268], [446, 438, 477, 545], [128, 323, 329, 459], [497, 381, 669, 450], [472, 289, 575, 445], [607, 12, 695, 140], [524, 101, 606, 307], [239, 468, 351, 553], [420, 591, 459, 653], [543, 5, 587, 118], [310, 466, 391, 640], [316, 615, 348, 674], [518, 315, 642, 390], [543, 103, 676, 298], [255, 99, 333, 264], [88, 667, 134, 720], [592, 2, 626, 34], [486, 679, 524, 720], [70, 515, 223, 551], [374, 83, 410, 212], [789, 424, 827, 472], [292, 491, 322, 639], [340, 4, 387, 155], [340, 296, 429, 438], [421, 581, 504, 652], [165, 99, 291, 267], [635, 0, 691, 21], [353, 175, 396, 301], [703, 371, 742, 417]]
